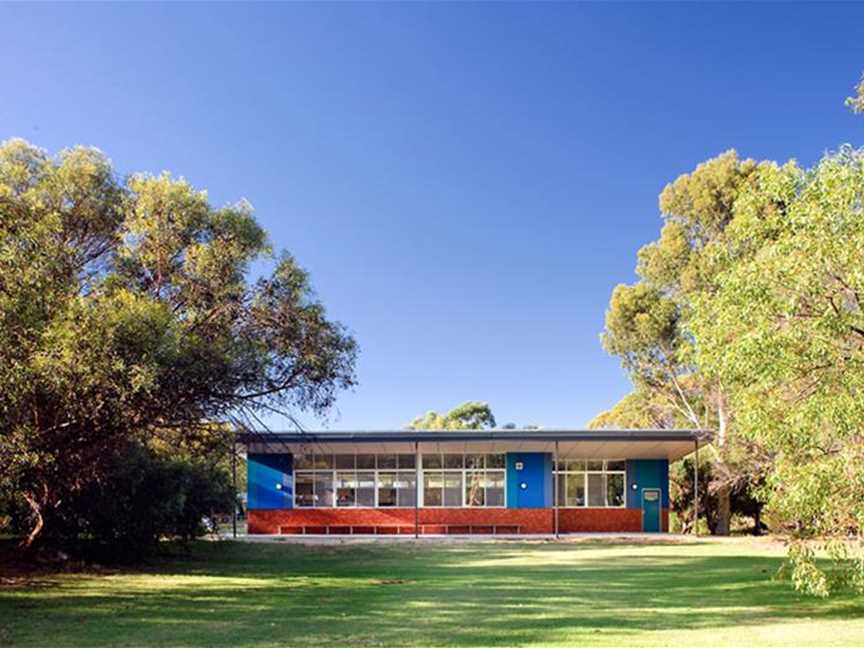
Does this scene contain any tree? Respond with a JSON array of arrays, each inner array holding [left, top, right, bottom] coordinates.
[[589, 387, 691, 430], [58, 441, 236, 559], [407, 401, 496, 430], [600, 151, 773, 535], [846, 71, 864, 114], [692, 146, 864, 595], [0, 139, 358, 550]]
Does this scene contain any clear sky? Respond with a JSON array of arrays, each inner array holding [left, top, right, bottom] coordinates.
[[2, 3, 862, 430]]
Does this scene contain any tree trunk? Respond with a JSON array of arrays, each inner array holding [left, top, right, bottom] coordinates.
[[715, 485, 731, 536], [20, 491, 45, 550], [714, 391, 732, 536], [753, 505, 762, 536]]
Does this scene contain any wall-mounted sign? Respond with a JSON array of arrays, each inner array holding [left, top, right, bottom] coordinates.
[[515, 461, 524, 471]]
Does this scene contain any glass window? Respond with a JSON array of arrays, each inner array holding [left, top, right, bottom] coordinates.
[[553, 459, 626, 508], [296, 452, 508, 509], [606, 474, 625, 507], [294, 453, 314, 470], [356, 454, 376, 470], [314, 473, 334, 507], [486, 472, 505, 506], [587, 473, 605, 506], [377, 472, 396, 506], [335, 455, 355, 470], [444, 472, 463, 506], [377, 454, 397, 469], [423, 454, 442, 469], [444, 455, 464, 469], [424, 471, 443, 506], [465, 455, 484, 470], [465, 471, 485, 506], [312, 454, 333, 469], [396, 474, 417, 507], [566, 473, 586, 506], [486, 454, 505, 469], [336, 471, 356, 507], [357, 472, 375, 506], [556, 472, 566, 506], [295, 473, 314, 507]]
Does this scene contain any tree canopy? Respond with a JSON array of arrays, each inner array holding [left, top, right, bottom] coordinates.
[[406, 401, 497, 430], [692, 147, 864, 596], [599, 150, 771, 535], [846, 71, 864, 113], [0, 139, 357, 548]]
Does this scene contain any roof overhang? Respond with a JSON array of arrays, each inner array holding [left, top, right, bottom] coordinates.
[[239, 429, 709, 463]]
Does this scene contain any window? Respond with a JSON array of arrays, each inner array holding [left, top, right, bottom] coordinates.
[[421, 453, 505, 508], [294, 452, 506, 508], [294, 453, 417, 508], [555, 460, 626, 508]]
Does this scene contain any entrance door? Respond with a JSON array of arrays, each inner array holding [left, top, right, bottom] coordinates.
[[641, 489, 661, 533]]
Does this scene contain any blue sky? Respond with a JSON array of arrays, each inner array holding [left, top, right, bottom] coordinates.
[[2, 3, 862, 430]]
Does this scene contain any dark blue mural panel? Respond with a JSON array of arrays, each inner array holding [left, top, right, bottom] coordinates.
[[506, 452, 553, 508], [248, 453, 293, 510]]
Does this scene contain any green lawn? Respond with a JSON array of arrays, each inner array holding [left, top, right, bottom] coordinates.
[[2, 538, 863, 647]]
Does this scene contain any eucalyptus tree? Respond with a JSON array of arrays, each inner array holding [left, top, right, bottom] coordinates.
[[407, 401, 497, 430], [0, 139, 357, 548], [846, 71, 864, 113], [692, 148, 864, 595], [599, 151, 774, 534]]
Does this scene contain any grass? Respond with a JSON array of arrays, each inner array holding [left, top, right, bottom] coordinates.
[[1, 537, 863, 647]]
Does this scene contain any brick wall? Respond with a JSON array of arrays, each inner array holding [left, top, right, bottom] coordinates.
[[249, 508, 553, 535], [558, 507, 641, 532], [249, 507, 671, 534]]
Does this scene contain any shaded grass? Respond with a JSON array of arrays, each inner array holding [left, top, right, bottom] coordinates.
[[1, 539, 863, 646]]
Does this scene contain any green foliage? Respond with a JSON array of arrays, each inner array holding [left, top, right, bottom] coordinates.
[[692, 146, 864, 595], [66, 442, 235, 558], [668, 455, 766, 535], [845, 72, 864, 114], [601, 150, 763, 421], [407, 401, 497, 430], [599, 150, 773, 536], [0, 139, 357, 551], [588, 387, 690, 429]]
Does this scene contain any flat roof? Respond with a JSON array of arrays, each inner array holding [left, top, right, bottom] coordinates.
[[237, 429, 707, 444], [238, 429, 709, 463]]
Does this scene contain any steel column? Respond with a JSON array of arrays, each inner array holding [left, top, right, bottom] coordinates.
[[693, 438, 699, 536], [414, 440, 420, 539], [231, 442, 238, 539], [554, 440, 559, 539]]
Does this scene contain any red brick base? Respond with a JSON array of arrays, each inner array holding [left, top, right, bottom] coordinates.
[[248, 507, 670, 534]]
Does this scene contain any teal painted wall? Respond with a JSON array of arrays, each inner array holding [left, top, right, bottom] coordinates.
[[626, 459, 669, 509], [248, 453, 293, 510], [506, 452, 553, 508]]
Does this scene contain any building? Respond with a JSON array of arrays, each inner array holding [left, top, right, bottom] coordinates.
[[241, 429, 705, 536]]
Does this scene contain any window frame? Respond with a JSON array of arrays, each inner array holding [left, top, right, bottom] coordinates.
[[554, 459, 627, 508], [293, 453, 417, 509], [293, 452, 507, 508], [420, 453, 506, 509]]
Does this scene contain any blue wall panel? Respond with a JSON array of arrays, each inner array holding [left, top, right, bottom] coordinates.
[[248, 454, 293, 510], [506, 452, 552, 508], [626, 459, 669, 509]]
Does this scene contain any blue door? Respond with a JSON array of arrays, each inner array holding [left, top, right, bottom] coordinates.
[[641, 488, 661, 533]]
